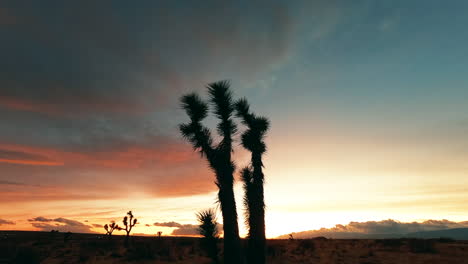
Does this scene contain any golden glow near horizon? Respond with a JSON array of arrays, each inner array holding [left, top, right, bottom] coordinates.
[[3, 128, 468, 238]]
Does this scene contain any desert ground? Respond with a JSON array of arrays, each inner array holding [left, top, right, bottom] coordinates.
[[2, 231, 468, 264]]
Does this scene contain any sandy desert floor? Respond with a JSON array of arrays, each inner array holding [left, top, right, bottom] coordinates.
[[2, 231, 468, 264]]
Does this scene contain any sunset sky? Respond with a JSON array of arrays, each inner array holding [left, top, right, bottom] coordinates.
[[1, 1, 468, 238]]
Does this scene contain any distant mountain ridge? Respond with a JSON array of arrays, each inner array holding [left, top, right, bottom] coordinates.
[[278, 227, 468, 240]]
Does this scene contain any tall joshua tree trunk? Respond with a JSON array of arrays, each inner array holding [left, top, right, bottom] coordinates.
[[179, 81, 242, 264], [236, 99, 270, 264]]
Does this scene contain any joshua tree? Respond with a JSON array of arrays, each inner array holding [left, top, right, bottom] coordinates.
[[156, 231, 162, 238], [104, 221, 121, 237], [197, 209, 220, 264], [179, 81, 242, 264], [122, 211, 138, 246], [236, 98, 270, 264]]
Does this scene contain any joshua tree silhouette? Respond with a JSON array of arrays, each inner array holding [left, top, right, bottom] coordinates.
[[197, 209, 220, 264], [122, 211, 138, 247], [179, 81, 242, 264], [104, 221, 121, 237], [236, 98, 270, 264]]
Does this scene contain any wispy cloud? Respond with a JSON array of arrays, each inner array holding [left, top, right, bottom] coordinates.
[[0, 149, 63, 166], [0, 219, 15, 225], [153, 221, 184, 228], [0, 138, 218, 199]]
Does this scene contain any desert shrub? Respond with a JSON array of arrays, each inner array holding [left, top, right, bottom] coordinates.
[[408, 239, 436, 253], [13, 246, 42, 264]]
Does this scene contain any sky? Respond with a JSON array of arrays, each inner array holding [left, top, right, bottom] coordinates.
[[1, 0, 468, 238]]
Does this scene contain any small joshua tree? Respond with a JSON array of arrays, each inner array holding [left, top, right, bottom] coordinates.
[[197, 209, 220, 264], [104, 221, 122, 237], [122, 211, 138, 246], [157, 231, 162, 238]]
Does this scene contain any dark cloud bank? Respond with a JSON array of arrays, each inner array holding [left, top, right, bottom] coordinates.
[[0, 219, 15, 226], [28, 216, 95, 233], [278, 219, 468, 239], [153, 221, 199, 236], [0, 0, 309, 199], [153, 221, 223, 236]]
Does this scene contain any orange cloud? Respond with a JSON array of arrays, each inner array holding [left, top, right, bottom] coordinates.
[[0, 181, 117, 203], [0, 158, 63, 166], [149, 168, 216, 197], [0, 141, 195, 169], [0, 95, 53, 113], [0, 139, 221, 198], [0, 94, 147, 117]]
